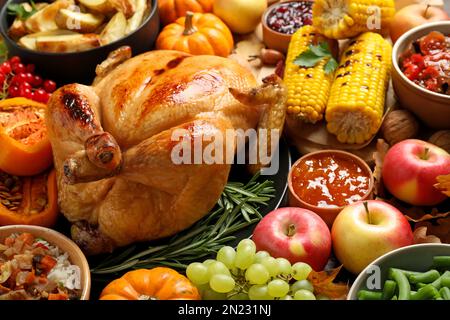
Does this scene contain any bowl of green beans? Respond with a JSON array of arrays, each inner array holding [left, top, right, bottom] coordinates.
[[348, 244, 450, 300]]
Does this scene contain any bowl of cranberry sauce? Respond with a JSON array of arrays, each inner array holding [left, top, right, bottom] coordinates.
[[262, 0, 314, 53]]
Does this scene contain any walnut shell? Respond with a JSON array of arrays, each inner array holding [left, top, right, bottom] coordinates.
[[428, 130, 450, 153], [381, 110, 419, 145]]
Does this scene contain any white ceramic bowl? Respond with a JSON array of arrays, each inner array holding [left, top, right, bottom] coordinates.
[[391, 21, 450, 129], [348, 243, 450, 300]]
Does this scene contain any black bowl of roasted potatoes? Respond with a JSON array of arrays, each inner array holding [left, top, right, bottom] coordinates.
[[0, 0, 159, 83]]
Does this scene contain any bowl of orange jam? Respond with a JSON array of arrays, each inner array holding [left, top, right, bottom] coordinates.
[[288, 150, 374, 227]]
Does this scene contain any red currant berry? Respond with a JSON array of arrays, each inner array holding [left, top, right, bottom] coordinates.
[[8, 85, 19, 97], [34, 88, 47, 103], [31, 75, 43, 87], [20, 82, 32, 91], [25, 72, 33, 83], [25, 64, 35, 73], [19, 86, 32, 98], [43, 80, 56, 93], [15, 72, 28, 85], [0, 62, 12, 75], [12, 63, 26, 74], [9, 56, 21, 65], [0, 73, 5, 85]]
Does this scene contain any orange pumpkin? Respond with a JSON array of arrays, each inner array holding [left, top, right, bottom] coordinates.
[[156, 12, 234, 57], [159, 0, 213, 25], [99, 267, 201, 300]]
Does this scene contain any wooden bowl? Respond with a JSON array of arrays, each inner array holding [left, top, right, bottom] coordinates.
[[0, 225, 91, 300], [261, 0, 314, 53], [288, 150, 374, 227], [392, 21, 450, 129]]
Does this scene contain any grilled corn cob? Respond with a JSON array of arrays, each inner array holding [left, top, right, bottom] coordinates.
[[284, 25, 335, 124], [313, 0, 395, 39], [325, 32, 391, 144]]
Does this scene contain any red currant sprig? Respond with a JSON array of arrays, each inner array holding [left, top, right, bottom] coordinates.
[[0, 56, 56, 103]]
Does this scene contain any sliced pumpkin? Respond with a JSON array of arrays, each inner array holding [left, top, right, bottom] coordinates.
[[0, 98, 53, 176]]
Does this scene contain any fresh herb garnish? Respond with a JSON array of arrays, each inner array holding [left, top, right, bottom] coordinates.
[[91, 172, 276, 274], [7, 0, 37, 20], [294, 42, 338, 75]]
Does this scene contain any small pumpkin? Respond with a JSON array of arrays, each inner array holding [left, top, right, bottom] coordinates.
[[99, 267, 201, 300], [156, 11, 234, 57], [159, 0, 213, 25]]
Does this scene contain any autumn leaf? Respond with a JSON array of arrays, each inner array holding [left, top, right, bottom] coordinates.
[[416, 217, 450, 244], [307, 265, 349, 299], [372, 139, 389, 197], [434, 174, 450, 197], [413, 226, 441, 244], [405, 210, 450, 223]]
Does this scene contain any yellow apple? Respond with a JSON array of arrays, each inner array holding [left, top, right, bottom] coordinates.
[[213, 0, 267, 34]]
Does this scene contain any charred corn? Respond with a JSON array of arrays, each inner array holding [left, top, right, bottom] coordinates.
[[313, 0, 395, 39], [284, 25, 335, 124], [325, 32, 391, 144]]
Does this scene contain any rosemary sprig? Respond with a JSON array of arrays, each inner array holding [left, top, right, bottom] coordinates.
[[91, 172, 275, 275]]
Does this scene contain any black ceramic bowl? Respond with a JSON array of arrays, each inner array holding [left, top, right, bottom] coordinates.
[[0, 0, 160, 84]]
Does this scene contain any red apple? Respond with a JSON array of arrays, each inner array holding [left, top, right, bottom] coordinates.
[[390, 4, 449, 43], [332, 200, 414, 274], [382, 139, 450, 206], [252, 207, 331, 271]]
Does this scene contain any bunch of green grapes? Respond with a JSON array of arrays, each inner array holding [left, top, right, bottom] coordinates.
[[186, 239, 329, 300]]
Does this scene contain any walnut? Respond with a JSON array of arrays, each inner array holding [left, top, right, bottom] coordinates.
[[381, 110, 419, 145], [428, 130, 450, 153]]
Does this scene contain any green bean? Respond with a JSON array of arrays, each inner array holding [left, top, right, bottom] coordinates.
[[410, 285, 439, 300], [433, 256, 450, 269], [415, 283, 427, 289], [442, 276, 450, 288], [409, 269, 441, 284], [391, 295, 397, 300], [430, 271, 450, 289], [389, 268, 421, 278], [357, 290, 383, 300], [389, 268, 411, 300], [382, 280, 397, 300], [439, 287, 450, 300]]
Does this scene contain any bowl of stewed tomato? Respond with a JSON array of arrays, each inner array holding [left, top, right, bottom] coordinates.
[[392, 21, 450, 129], [288, 150, 374, 227]]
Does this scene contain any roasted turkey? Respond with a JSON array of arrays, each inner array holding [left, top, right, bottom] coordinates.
[[45, 47, 286, 255]]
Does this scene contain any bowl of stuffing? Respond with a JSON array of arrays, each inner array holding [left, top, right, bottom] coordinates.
[[0, 225, 90, 300]]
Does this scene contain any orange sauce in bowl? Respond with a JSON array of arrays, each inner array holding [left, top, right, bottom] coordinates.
[[291, 153, 370, 208]]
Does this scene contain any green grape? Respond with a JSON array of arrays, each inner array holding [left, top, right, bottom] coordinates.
[[294, 289, 316, 300], [248, 285, 273, 300], [229, 293, 249, 300], [208, 261, 231, 277], [237, 238, 256, 252], [267, 279, 290, 298], [290, 279, 314, 293], [292, 262, 312, 281], [235, 245, 255, 270], [280, 295, 294, 300], [276, 258, 292, 276], [202, 286, 228, 300], [316, 294, 330, 300], [209, 274, 235, 293], [203, 259, 216, 266], [245, 263, 270, 285], [254, 251, 270, 263], [261, 256, 279, 277], [186, 262, 210, 285], [216, 246, 236, 269]]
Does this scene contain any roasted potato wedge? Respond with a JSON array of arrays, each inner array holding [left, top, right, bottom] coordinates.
[[111, 0, 136, 18], [100, 11, 127, 45], [35, 33, 101, 53], [77, 0, 116, 16], [18, 30, 77, 50], [8, 19, 28, 40], [25, 0, 74, 33], [125, 0, 146, 33], [55, 9, 105, 33]]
